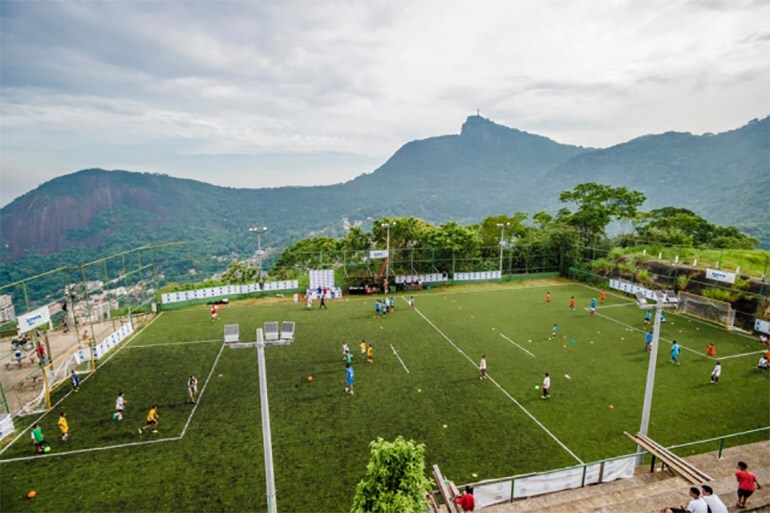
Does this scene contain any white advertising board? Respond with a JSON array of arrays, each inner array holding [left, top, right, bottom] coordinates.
[[17, 306, 51, 334], [369, 250, 389, 259], [706, 268, 736, 284]]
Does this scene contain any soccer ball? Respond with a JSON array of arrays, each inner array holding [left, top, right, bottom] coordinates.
[[44, 446, 51, 453], [535, 385, 540, 390], [27, 490, 37, 499], [307, 375, 313, 382]]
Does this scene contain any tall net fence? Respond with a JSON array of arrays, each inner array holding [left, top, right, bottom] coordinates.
[[676, 291, 736, 330], [0, 243, 190, 415]]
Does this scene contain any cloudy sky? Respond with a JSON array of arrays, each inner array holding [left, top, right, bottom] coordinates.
[[1, 0, 768, 206]]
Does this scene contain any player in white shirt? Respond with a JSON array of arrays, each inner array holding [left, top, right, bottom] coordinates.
[[479, 355, 487, 380], [114, 392, 126, 420], [541, 373, 550, 399], [710, 362, 721, 384]]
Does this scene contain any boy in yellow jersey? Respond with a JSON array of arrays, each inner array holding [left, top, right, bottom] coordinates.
[[367, 344, 374, 363], [139, 404, 159, 434], [57, 411, 69, 441], [360, 340, 367, 360]]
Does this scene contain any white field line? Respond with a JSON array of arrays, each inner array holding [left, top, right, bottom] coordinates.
[[597, 303, 637, 309], [577, 283, 759, 342], [498, 333, 536, 357], [586, 308, 709, 360], [0, 435, 182, 464], [412, 282, 573, 300], [0, 312, 164, 457], [390, 344, 410, 374], [180, 343, 226, 437], [406, 299, 583, 464], [717, 350, 767, 360], [125, 339, 222, 349]]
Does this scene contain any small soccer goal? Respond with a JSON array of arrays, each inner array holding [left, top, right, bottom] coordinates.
[[676, 291, 736, 330], [224, 324, 240, 343]]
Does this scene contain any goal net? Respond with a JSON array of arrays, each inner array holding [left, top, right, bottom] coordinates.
[[18, 344, 93, 416], [676, 291, 735, 329]]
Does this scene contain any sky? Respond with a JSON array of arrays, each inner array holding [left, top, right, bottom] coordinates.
[[1, 0, 768, 207]]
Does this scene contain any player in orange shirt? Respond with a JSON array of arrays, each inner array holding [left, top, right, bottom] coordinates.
[[706, 343, 717, 357], [600, 290, 606, 303], [568, 296, 576, 311], [545, 292, 551, 303]]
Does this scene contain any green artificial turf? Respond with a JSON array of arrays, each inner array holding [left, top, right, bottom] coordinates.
[[1, 279, 767, 512]]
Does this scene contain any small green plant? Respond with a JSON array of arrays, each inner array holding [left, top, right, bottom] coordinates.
[[733, 276, 751, 291], [351, 437, 431, 513], [635, 268, 652, 286], [702, 287, 734, 302], [617, 261, 636, 277], [676, 273, 691, 290]]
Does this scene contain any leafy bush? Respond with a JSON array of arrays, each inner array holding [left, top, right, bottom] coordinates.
[[702, 287, 734, 302], [676, 273, 690, 290], [635, 268, 652, 286], [351, 437, 431, 513]]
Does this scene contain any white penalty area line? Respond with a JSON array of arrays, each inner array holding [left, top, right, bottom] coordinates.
[[498, 333, 536, 358], [124, 339, 222, 349], [0, 312, 165, 458], [717, 350, 768, 361], [390, 344, 410, 374], [0, 336, 227, 464], [410, 304, 583, 465]]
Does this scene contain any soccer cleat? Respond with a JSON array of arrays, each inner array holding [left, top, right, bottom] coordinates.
[[138, 428, 142, 434], [152, 430, 158, 433]]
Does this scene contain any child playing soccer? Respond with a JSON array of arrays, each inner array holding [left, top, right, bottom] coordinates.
[[479, 355, 487, 380], [545, 292, 551, 303], [31, 423, 47, 453], [706, 343, 717, 357], [57, 411, 69, 442], [360, 340, 367, 360], [187, 375, 198, 404], [139, 405, 159, 434], [644, 311, 652, 324], [550, 324, 558, 339], [541, 373, 551, 399], [600, 290, 606, 303], [367, 344, 374, 363], [710, 361, 721, 384], [589, 298, 596, 315], [114, 392, 126, 420], [569, 296, 576, 311], [670, 340, 681, 365], [210, 305, 218, 321], [344, 364, 354, 395], [409, 296, 415, 309], [70, 369, 80, 392]]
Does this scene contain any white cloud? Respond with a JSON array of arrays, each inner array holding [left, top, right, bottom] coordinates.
[[1, 0, 768, 206]]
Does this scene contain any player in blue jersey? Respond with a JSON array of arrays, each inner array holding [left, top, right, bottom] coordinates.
[[645, 331, 653, 352], [589, 298, 596, 315], [670, 340, 681, 365], [344, 363, 354, 395]]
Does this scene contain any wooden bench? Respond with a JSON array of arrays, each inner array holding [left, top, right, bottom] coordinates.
[[626, 432, 713, 484], [27, 375, 41, 388], [4, 355, 30, 370], [432, 464, 458, 513]]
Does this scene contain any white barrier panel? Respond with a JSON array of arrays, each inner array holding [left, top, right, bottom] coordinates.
[[0, 413, 14, 441], [305, 287, 343, 300], [601, 456, 636, 481], [513, 466, 585, 499], [395, 273, 448, 284], [454, 271, 502, 281], [754, 319, 770, 335], [161, 280, 298, 304], [474, 481, 512, 509], [609, 279, 656, 300], [75, 322, 133, 362]]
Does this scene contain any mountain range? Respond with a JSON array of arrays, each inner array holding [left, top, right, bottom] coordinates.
[[1, 114, 768, 280]]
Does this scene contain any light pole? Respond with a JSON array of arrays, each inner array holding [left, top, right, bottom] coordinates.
[[249, 226, 268, 283], [381, 222, 395, 279], [496, 223, 510, 276], [255, 328, 277, 513], [634, 289, 677, 463]]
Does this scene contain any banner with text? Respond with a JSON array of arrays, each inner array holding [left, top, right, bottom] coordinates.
[[705, 268, 736, 284], [369, 250, 389, 259], [17, 306, 51, 334]]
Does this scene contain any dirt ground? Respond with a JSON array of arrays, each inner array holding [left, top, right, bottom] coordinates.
[[0, 315, 149, 415]]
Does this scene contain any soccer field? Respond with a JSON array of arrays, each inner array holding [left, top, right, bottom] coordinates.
[[1, 279, 768, 512]]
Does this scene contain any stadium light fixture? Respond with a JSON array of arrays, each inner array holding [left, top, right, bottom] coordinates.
[[496, 223, 510, 276], [249, 226, 268, 283], [635, 287, 677, 464]]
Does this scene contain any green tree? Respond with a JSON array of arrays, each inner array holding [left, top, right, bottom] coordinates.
[[558, 183, 646, 239], [350, 437, 431, 513]]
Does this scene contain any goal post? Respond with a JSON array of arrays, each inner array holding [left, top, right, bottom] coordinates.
[[676, 291, 735, 330]]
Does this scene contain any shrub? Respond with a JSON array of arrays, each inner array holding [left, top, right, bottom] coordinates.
[[676, 274, 690, 290], [702, 287, 734, 302], [351, 437, 431, 513]]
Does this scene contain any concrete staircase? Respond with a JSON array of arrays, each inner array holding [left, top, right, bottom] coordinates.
[[483, 441, 770, 513]]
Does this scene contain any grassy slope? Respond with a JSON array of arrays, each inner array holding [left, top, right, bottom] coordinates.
[[1, 280, 767, 512]]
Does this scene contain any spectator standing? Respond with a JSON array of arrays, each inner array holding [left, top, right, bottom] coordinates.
[[735, 461, 762, 509]]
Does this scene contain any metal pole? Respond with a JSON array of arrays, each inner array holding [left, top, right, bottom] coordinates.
[[499, 226, 505, 275], [386, 224, 391, 278], [637, 304, 663, 463], [256, 328, 277, 513]]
